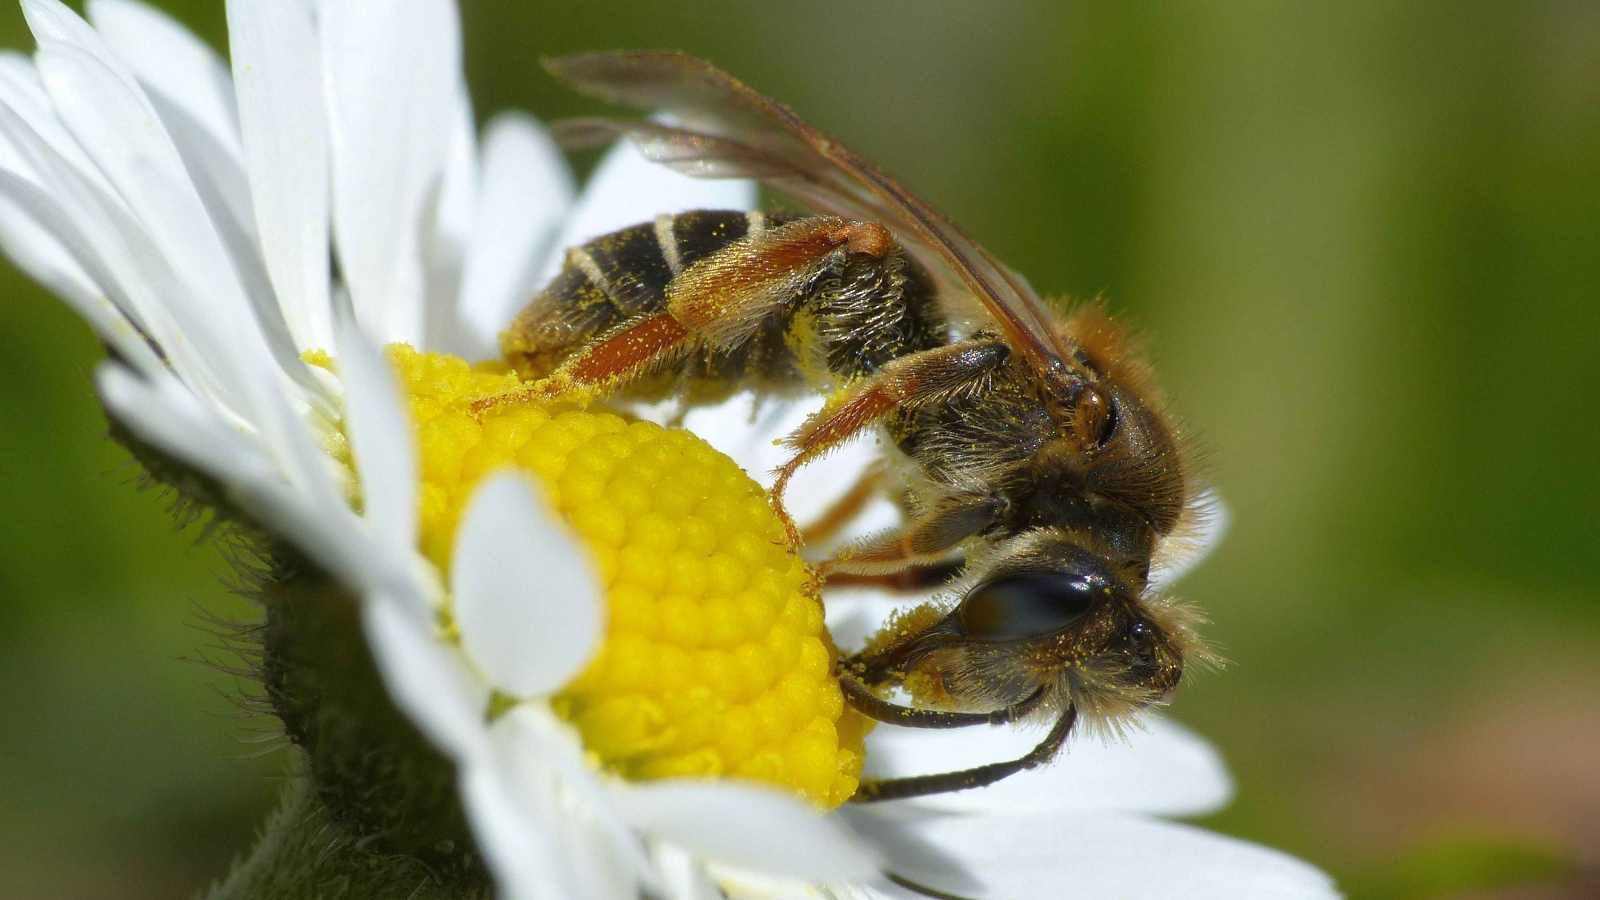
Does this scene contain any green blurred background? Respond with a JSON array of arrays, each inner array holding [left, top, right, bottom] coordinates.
[[1, 1, 1596, 897]]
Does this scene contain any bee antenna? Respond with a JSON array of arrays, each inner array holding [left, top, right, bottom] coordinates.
[[850, 705, 1078, 803], [838, 673, 1045, 729]]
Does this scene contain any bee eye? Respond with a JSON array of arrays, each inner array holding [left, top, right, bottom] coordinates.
[[1073, 385, 1118, 447], [958, 572, 1101, 642]]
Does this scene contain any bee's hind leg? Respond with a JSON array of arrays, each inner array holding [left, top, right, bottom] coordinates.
[[464, 312, 696, 419]]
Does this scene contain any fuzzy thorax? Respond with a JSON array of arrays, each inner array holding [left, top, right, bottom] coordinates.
[[384, 346, 867, 808]]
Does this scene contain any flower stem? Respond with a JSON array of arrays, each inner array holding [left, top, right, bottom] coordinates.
[[204, 769, 488, 900]]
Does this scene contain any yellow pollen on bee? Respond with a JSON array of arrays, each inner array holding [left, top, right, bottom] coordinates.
[[379, 344, 867, 808]]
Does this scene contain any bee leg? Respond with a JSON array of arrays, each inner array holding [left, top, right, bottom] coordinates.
[[821, 560, 965, 592], [798, 466, 884, 544], [546, 311, 695, 397], [491, 216, 897, 411], [820, 492, 1006, 577], [467, 311, 696, 415], [849, 705, 1078, 803], [772, 339, 1011, 540], [838, 673, 1047, 729]]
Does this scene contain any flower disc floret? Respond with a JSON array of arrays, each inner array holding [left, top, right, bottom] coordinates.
[[386, 345, 867, 807]]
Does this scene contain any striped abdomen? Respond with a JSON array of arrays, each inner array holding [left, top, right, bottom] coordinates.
[[501, 210, 945, 400]]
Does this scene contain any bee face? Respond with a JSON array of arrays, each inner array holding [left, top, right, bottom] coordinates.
[[1055, 583, 1187, 714], [858, 533, 1192, 723]]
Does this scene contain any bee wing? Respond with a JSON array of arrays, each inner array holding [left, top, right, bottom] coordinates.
[[551, 117, 806, 182], [545, 51, 1071, 379]]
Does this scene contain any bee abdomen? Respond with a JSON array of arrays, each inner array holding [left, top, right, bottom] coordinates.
[[502, 210, 793, 378]]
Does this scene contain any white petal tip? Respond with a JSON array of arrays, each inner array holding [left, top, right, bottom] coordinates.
[[452, 471, 603, 697]]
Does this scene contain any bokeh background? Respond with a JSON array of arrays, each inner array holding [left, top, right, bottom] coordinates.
[[1, 1, 1596, 897]]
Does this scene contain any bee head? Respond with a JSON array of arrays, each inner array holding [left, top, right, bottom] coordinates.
[[1047, 306, 1189, 538], [854, 529, 1209, 727]]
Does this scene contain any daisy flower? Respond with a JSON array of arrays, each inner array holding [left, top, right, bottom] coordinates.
[[0, 0, 1340, 899]]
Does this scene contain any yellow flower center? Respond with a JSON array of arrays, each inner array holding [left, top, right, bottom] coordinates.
[[381, 344, 866, 808]]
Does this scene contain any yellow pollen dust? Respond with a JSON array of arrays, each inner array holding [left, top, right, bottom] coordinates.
[[381, 344, 867, 808]]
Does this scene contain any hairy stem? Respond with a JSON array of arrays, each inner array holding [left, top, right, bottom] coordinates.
[[203, 767, 489, 900]]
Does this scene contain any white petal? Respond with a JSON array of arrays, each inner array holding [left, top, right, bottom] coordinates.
[[84, 0, 249, 249], [0, 51, 114, 192], [534, 138, 755, 288], [33, 41, 339, 491], [457, 111, 573, 359], [30, 36, 247, 320], [0, 168, 160, 373], [22, 0, 147, 100], [860, 811, 1340, 900], [0, 51, 165, 352], [503, 704, 661, 890], [0, 43, 282, 376], [87, 0, 241, 159], [1149, 488, 1229, 593], [7, 144, 307, 449], [653, 391, 892, 547], [0, 91, 246, 415], [432, 79, 477, 263], [862, 714, 1233, 818], [451, 472, 602, 697], [32, 44, 279, 404], [650, 843, 723, 900], [108, 357, 353, 589], [822, 584, 929, 655], [705, 865, 830, 900], [335, 317, 416, 556], [418, 78, 477, 357], [613, 780, 881, 883], [27, 0, 265, 268], [234, 328, 355, 525], [459, 763, 571, 900], [94, 363, 406, 599], [0, 51, 235, 384], [468, 705, 643, 900], [97, 360, 274, 490], [135, 88, 315, 404], [363, 595, 489, 761], [226, 0, 332, 355], [319, 0, 460, 344], [0, 184, 91, 297]]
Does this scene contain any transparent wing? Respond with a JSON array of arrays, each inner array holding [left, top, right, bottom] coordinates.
[[545, 51, 1070, 379]]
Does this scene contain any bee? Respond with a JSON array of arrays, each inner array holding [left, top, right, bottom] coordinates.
[[496, 52, 1213, 802]]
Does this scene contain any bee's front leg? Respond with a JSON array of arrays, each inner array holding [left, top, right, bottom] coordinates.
[[771, 339, 1011, 543]]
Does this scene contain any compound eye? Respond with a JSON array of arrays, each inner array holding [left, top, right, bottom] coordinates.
[[958, 572, 1100, 642]]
